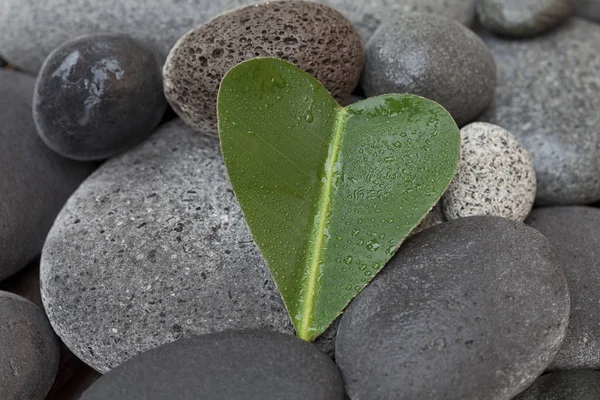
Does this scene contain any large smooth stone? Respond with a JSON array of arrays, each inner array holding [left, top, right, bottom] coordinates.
[[336, 216, 570, 400], [480, 18, 600, 205], [80, 331, 344, 400], [362, 13, 496, 127], [41, 119, 293, 373], [526, 206, 600, 370], [163, 0, 363, 135], [576, 0, 600, 22], [0, 69, 95, 282], [0, 291, 60, 400], [515, 370, 600, 400]]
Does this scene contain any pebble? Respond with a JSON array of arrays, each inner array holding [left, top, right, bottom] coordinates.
[[526, 206, 600, 370], [362, 13, 496, 127], [163, 0, 363, 135], [515, 370, 600, 400], [336, 216, 570, 400], [80, 331, 344, 400], [0, 69, 95, 282], [443, 122, 536, 222], [480, 18, 600, 205], [0, 291, 60, 400], [411, 202, 446, 236], [40, 119, 294, 373], [477, 0, 574, 37], [33, 33, 166, 161], [575, 0, 600, 22]]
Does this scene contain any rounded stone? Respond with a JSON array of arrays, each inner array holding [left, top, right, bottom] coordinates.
[[80, 331, 344, 400], [0, 291, 60, 400], [515, 370, 600, 400], [41, 119, 293, 373], [443, 122, 536, 222], [476, 0, 574, 37], [163, 0, 363, 135], [575, 0, 600, 22], [362, 13, 496, 127], [336, 216, 570, 400], [526, 206, 600, 370], [480, 18, 600, 205], [33, 33, 167, 161]]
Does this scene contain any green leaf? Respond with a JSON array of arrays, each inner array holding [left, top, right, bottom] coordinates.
[[217, 58, 460, 341]]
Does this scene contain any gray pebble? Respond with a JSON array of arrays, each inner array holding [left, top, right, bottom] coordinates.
[[575, 0, 600, 21], [34, 33, 166, 161], [0, 291, 60, 400], [336, 216, 570, 400], [443, 122, 536, 222], [477, 0, 574, 37], [480, 18, 600, 205], [410, 201, 446, 236], [362, 13, 496, 127], [515, 370, 600, 400], [526, 206, 600, 370], [0, 69, 95, 282]]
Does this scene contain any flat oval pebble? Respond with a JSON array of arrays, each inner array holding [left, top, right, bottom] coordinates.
[[41, 119, 293, 373], [576, 0, 600, 21], [336, 216, 570, 400], [34, 33, 166, 161], [163, 0, 363, 135], [362, 13, 496, 127], [443, 122, 536, 221], [477, 0, 574, 37], [480, 18, 600, 205], [515, 370, 600, 400], [80, 331, 344, 400], [526, 206, 600, 370], [0, 291, 60, 400], [0, 69, 95, 282]]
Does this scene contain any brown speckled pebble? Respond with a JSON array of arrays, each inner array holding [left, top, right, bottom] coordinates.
[[443, 122, 536, 222], [163, 0, 364, 135]]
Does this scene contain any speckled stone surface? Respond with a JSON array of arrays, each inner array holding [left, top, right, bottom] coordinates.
[[0, 291, 60, 400], [480, 18, 600, 205], [0, 69, 95, 282], [477, 0, 574, 37], [163, 0, 363, 135], [362, 13, 496, 127], [443, 122, 536, 221], [515, 370, 600, 400], [336, 216, 570, 400], [33, 33, 166, 161], [80, 331, 345, 400], [526, 206, 600, 370], [576, 0, 600, 21], [41, 119, 294, 373]]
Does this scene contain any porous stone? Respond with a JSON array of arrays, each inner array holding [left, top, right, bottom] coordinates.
[[163, 0, 363, 135], [40, 119, 294, 373], [443, 122, 536, 221], [480, 18, 600, 205], [0, 291, 60, 400], [362, 13, 496, 127], [515, 370, 600, 400], [0, 69, 95, 282], [33, 33, 167, 161], [336, 216, 570, 400], [575, 0, 600, 22], [477, 0, 574, 37], [80, 331, 345, 400], [526, 206, 600, 370]]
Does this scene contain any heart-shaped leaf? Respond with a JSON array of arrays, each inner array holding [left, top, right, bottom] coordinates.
[[218, 58, 460, 341]]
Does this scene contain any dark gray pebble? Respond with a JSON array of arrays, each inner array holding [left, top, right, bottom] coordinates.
[[515, 370, 600, 400]]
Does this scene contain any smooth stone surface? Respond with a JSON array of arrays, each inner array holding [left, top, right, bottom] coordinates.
[[163, 0, 363, 135], [477, 0, 574, 37], [33, 33, 166, 161], [576, 0, 600, 21], [0, 291, 60, 400], [80, 331, 344, 400], [41, 119, 294, 373], [480, 18, 600, 205], [0, 55, 6, 68], [526, 206, 600, 370], [0, 70, 95, 282], [515, 370, 600, 400], [336, 216, 570, 400], [362, 13, 496, 127], [443, 122, 536, 221]]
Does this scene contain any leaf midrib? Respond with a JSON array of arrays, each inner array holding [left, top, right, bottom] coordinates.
[[298, 106, 347, 340]]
